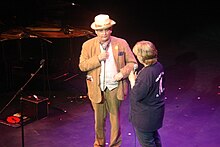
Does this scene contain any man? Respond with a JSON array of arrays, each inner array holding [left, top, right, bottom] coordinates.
[[128, 41, 165, 147], [79, 14, 137, 147]]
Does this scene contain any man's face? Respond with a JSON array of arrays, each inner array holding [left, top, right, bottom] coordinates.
[[95, 28, 112, 43]]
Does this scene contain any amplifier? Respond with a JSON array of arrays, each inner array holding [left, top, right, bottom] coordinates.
[[21, 95, 49, 120]]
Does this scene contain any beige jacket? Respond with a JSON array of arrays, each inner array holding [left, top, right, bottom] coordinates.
[[79, 36, 137, 103]]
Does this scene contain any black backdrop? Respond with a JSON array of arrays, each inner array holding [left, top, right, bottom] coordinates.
[[0, 36, 89, 92]]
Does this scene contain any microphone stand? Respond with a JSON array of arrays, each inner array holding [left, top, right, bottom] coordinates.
[[0, 59, 45, 147]]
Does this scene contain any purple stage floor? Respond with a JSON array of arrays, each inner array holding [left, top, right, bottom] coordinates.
[[0, 82, 219, 147]]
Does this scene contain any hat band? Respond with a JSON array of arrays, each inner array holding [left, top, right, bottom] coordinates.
[[95, 22, 111, 28]]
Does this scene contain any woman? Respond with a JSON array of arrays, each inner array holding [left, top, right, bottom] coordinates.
[[128, 41, 165, 147]]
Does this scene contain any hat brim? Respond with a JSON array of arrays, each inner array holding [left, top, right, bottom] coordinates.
[[91, 20, 116, 30]]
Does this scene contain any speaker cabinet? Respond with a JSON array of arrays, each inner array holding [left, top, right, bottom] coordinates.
[[21, 96, 49, 120]]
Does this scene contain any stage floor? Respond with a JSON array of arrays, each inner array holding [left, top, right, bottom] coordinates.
[[0, 84, 219, 147]]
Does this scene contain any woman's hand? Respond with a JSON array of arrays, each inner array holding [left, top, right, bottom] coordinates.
[[128, 71, 137, 88]]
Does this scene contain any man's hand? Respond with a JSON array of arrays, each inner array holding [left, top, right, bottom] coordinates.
[[98, 52, 109, 61], [114, 72, 123, 81]]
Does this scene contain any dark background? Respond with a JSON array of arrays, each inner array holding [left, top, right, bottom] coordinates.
[[0, 0, 219, 108]]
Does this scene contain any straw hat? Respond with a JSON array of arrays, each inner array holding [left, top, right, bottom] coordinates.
[[91, 14, 116, 30]]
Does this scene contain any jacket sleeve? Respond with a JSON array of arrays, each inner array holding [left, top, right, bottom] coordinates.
[[118, 39, 137, 78], [79, 41, 101, 72]]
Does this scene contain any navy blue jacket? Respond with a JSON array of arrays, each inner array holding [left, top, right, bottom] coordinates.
[[129, 62, 165, 132]]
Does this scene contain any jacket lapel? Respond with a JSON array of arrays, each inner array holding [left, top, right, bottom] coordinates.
[[111, 38, 119, 70]]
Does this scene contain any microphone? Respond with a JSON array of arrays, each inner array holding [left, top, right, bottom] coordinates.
[[40, 59, 45, 65], [133, 64, 138, 74], [40, 59, 45, 68]]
